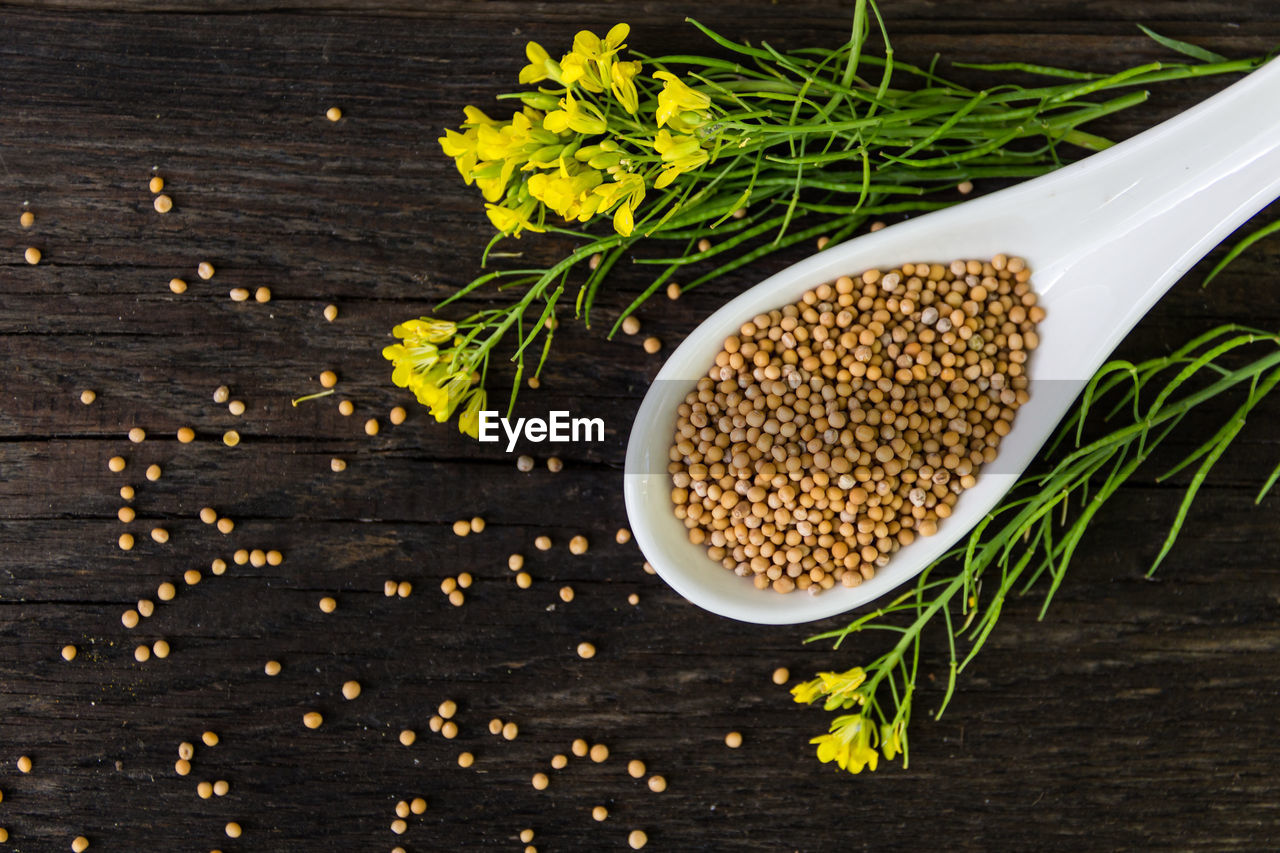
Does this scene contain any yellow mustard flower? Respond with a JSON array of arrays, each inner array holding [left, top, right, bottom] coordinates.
[[592, 173, 646, 236], [438, 127, 481, 184], [543, 91, 608, 136], [457, 390, 487, 438], [518, 41, 563, 85], [485, 199, 544, 236], [462, 105, 499, 128], [610, 60, 642, 115], [653, 70, 711, 128], [812, 714, 879, 774], [653, 129, 709, 188], [560, 24, 630, 93], [791, 667, 868, 710], [880, 720, 904, 762], [527, 161, 603, 221]]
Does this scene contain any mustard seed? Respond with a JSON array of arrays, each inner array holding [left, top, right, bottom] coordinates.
[[169, 277, 187, 294], [399, 729, 417, 746], [254, 287, 271, 303], [118, 506, 136, 523], [592, 805, 608, 821], [197, 781, 214, 799], [389, 406, 406, 425], [201, 730, 219, 747], [816, 235, 831, 250], [452, 519, 470, 537], [326, 107, 342, 122], [468, 517, 486, 535], [628, 829, 648, 849], [0, 829, 7, 842], [531, 772, 549, 791], [138, 599, 155, 617], [214, 780, 229, 796], [517, 454, 534, 471], [438, 699, 457, 719], [870, 221, 886, 231], [264, 660, 282, 676], [228, 399, 246, 416], [546, 456, 562, 472], [200, 507, 217, 524], [303, 711, 323, 729], [342, 680, 362, 700], [267, 550, 283, 566], [725, 731, 743, 748], [319, 370, 338, 388], [667, 282, 682, 300], [183, 569, 201, 585], [217, 517, 234, 534], [118, 533, 135, 550], [568, 535, 588, 555], [616, 527, 632, 544], [197, 262, 214, 280], [72, 836, 90, 852], [225, 822, 241, 839], [621, 316, 641, 335], [319, 596, 337, 613], [396, 581, 412, 598], [108, 456, 126, 473], [550, 754, 568, 769], [628, 759, 646, 778], [134, 645, 151, 662], [229, 288, 250, 304], [153, 640, 170, 658], [647, 775, 667, 793], [120, 485, 135, 500], [501, 721, 518, 741], [20, 210, 34, 227], [234, 549, 249, 565], [643, 336, 662, 354], [456, 572, 472, 589], [957, 180, 974, 194], [157, 582, 176, 601], [364, 418, 379, 436], [324, 303, 338, 322], [577, 642, 596, 660], [213, 385, 230, 403], [441, 721, 458, 739], [571, 739, 588, 757], [559, 586, 574, 603], [62, 644, 77, 661], [429, 715, 444, 733], [449, 590, 465, 606], [128, 427, 146, 444], [331, 458, 347, 472], [151, 527, 169, 544], [149, 176, 164, 193], [122, 609, 139, 629], [534, 535, 551, 551], [697, 237, 712, 252], [80, 389, 96, 405], [17, 755, 32, 773], [515, 572, 532, 589], [410, 797, 427, 815], [440, 577, 457, 595], [772, 667, 790, 685], [24, 247, 41, 265], [627, 593, 640, 605], [457, 751, 474, 768], [153, 194, 173, 213], [508, 553, 524, 571], [250, 549, 266, 567], [145, 464, 161, 482], [390, 818, 407, 835], [589, 743, 608, 763], [488, 718, 503, 735], [222, 430, 240, 447]]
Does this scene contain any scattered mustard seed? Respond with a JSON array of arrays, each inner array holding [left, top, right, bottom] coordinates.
[[438, 700, 457, 719], [214, 780, 229, 796], [228, 400, 246, 416], [642, 561, 656, 575], [118, 533, 135, 551], [199, 507, 217, 524], [80, 389, 96, 405], [364, 418, 379, 436], [342, 680, 362, 700], [330, 458, 347, 472], [326, 107, 342, 122], [643, 336, 662, 354], [229, 289, 251, 305], [395, 800, 410, 818], [389, 406, 406, 425], [153, 194, 173, 214], [62, 644, 77, 661], [118, 506, 136, 523], [517, 455, 534, 472], [452, 519, 470, 537], [515, 572, 532, 589], [267, 550, 283, 566], [197, 781, 214, 799], [559, 586, 574, 603], [501, 721, 518, 741], [137, 599, 155, 617], [469, 517, 486, 534], [72, 835, 90, 852], [254, 287, 271, 303], [396, 581, 412, 598], [621, 316, 641, 336], [508, 553, 524, 571], [577, 642, 596, 660], [319, 596, 337, 613], [531, 773, 549, 791], [152, 640, 170, 659], [151, 528, 170, 544], [211, 559, 227, 575], [571, 739, 589, 757], [647, 775, 667, 793], [448, 590, 465, 607], [429, 715, 444, 733], [399, 729, 417, 747], [440, 578, 457, 595], [534, 535, 551, 551], [410, 797, 426, 815], [592, 805, 608, 822], [202, 731, 219, 747], [616, 528, 632, 544], [108, 456, 126, 473], [589, 743, 609, 763], [629, 829, 648, 849], [0, 829, 7, 842], [197, 262, 214, 280], [122, 609, 139, 629], [319, 370, 338, 388], [157, 582, 176, 601], [149, 176, 164, 193], [264, 660, 282, 676], [869, 220, 886, 232], [145, 464, 162, 482], [546, 456, 563, 472], [457, 751, 474, 768], [120, 485, 135, 500], [550, 754, 568, 770], [134, 645, 151, 663], [213, 385, 230, 403], [222, 430, 240, 447], [958, 179, 975, 194], [568, 535, 589, 555], [338, 400, 354, 416], [725, 731, 743, 749], [24, 247, 41, 265], [128, 427, 146, 443], [667, 282, 682, 301], [20, 210, 34, 228], [628, 593, 640, 605], [217, 517, 234, 535], [390, 819, 407, 835], [441, 721, 459, 739], [224, 822, 242, 839], [772, 667, 790, 685], [234, 549, 249, 565], [17, 755, 32, 773], [628, 759, 646, 778], [249, 549, 266, 568], [488, 718, 503, 735], [454, 573, 471, 590], [816, 235, 831, 251], [169, 277, 187, 294], [323, 303, 338, 322], [303, 711, 323, 729]]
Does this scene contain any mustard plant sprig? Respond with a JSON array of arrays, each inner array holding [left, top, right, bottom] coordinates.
[[388, 4, 1270, 430], [792, 321, 1280, 774]]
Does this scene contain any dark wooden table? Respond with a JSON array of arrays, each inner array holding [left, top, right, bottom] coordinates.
[[2, 2, 1278, 850]]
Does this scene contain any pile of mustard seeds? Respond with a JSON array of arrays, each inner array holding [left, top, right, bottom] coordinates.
[[669, 255, 1044, 594]]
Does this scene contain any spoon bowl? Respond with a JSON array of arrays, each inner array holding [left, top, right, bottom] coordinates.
[[625, 57, 1280, 625]]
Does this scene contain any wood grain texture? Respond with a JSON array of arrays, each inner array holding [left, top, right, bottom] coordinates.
[[1, 2, 1278, 851]]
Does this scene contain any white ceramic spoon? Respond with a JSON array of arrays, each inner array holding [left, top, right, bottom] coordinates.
[[624, 56, 1280, 625]]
